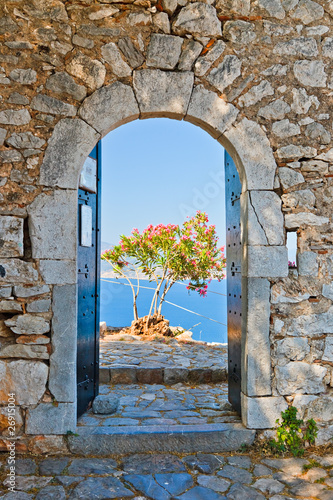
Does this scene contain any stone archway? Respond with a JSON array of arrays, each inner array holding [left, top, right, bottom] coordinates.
[[26, 73, 288, 435]]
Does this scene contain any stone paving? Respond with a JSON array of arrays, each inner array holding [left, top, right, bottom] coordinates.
[[100, 338, 228, 384], [1, 452, 333, 499], [78, 383, 241, 428]]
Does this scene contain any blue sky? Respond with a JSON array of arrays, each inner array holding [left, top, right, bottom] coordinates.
[[101, 118, 226, 247]]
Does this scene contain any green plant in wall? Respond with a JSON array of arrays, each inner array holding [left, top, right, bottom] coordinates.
[[269, 406, 318, 457]]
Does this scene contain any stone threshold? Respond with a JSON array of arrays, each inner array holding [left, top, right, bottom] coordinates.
[[68, 423, 256, 455], [99, 366, 227, 385]]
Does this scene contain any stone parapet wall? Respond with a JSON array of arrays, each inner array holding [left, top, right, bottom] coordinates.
[[0, 0, 332, 451]]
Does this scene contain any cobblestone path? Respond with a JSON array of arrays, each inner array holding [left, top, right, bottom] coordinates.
[[1, 452, 333, 499], [100, 339, 228, 370], [78, 383, 241, 428]]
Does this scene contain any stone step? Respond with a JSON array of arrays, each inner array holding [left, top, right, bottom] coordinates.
[[68, 422, 255, 455], [99, 366, 227, 385]]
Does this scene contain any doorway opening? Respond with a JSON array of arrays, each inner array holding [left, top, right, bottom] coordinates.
[[76, 119, 242, 428]]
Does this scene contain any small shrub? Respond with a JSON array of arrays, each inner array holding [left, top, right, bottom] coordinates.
[[269, 406, 318, 457]]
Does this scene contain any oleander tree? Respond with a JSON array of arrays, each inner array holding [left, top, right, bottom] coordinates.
[[101, 211, 226, 324]]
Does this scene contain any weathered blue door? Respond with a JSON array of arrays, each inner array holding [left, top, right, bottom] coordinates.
[[77, 143, 101, 417], [225, 151, 242, 415]]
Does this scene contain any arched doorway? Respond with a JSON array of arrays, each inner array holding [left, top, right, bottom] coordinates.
[[31, 76, 288, 437]]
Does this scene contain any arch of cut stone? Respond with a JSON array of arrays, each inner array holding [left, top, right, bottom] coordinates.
[[27, 71, 288, 434]]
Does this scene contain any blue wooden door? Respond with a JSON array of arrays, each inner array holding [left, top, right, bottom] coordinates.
[[225, 151, 242, 415], [77, 143, 101, 417]]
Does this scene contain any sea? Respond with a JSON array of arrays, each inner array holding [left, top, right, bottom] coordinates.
[[100, 278, 228, 344]]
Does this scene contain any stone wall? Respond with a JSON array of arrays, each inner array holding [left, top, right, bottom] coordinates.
[[0, 0, 332, 452]]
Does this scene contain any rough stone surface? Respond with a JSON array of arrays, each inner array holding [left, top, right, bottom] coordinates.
[[239, 80, 274, 107], [194, 41, 226, 77], [133, 70, 194, 119], [0, 260, 38, 284], [279, 167, 304, 189], [31, 94, 76, 116], [258, 99, 290, 120], [0, 216, 24, 257], [178, 40, 202, 71], [0, 360, 48, 405], [207, 55, 242, 93], [242, 394, 288, 429], [118, 37, 145, 68], [186, 85, 239, 139], [275, 362, 327, 395], [26, 403, 76, 435], [79, 82, 139, 136], [147, 34, 183, 70], [101, 42, 132, 77], [294, 60, 327, 87], [45, 72, 87, 101], [66, 53, 106, 90], [0, 109, 31, 126], [40, 118, 100, 189], [28, 190, 77, 260], [173, 3, 221, 37], [5, 314, 50, 335], [259, 0, 285, 19], [39, 260, 76, 285], [290, 0, 324, 25], [285, 212, 329, 229], [49, 285, 77, 402], [92, 395, 120, 414]]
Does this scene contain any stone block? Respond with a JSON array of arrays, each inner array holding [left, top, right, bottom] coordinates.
[[258, 0, 285, 19], [31, 94, 77, 117], [194, 40, 226, 77], [285, 307, 333, 337], [0, 406, 23, 435], [6, 131, 45, 150], [79, 82, 139, 136], [133, 69, 194, 120], [0, 360, 48, 405], [147, 34, 183, 70], [49, 285, 77, 402], [241, 192, 267, 246], [101, 42, 132, 77], [323, 336, 333, 361], [99, 367, 111, 383], [238, 80, 274, 108], [285, 212, 329, 229], [292, 394, 318, 419], [0, 216, 23, 257], [29, 435, 68, 455], [0, 300, 22, 313], [279, 167, 304, 189], [118, 37, 144, 68], [188, 369, 212, 384], [322, 283, 333, 301], [244, 246, 288, 278], [14, 285, 50, 297], [186, 85, 239, 139], [39, 118, 100, 189], [66, 52, 106, 91], [26, 299, 51, 313], [223, 118, 277, 191], [0, 109, 31, 126], [242, 278, 271, 397], [298, 251, 318, 276], [137, 368, 164, 384], [111, 367, 137, 384], [0, 286, 12, 298], [0, 344, 49, 360], [164, 368, 188, 384], [241, 394, 288, 429], [92, 395, 119, 414], [5, 314, 50, 335], [178, 40, 202, 71], [275, 362, 327, 395], [173, 2, 222, 37], [0, 319, 13, 338], [207, 55, 242, 93], [26, 403, 76, 435], [304, 395, 333, 423], [28, 190, 77, 260], [45, 72, 87, 101], [293, 60, 327, 87], [16, 335, 50, 345], [153, 12, 170, 34], [249, 191, 284, 246], [39, 260, 76, 285], [290, 0, 324, 25], [276, 337, 310, 362]]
